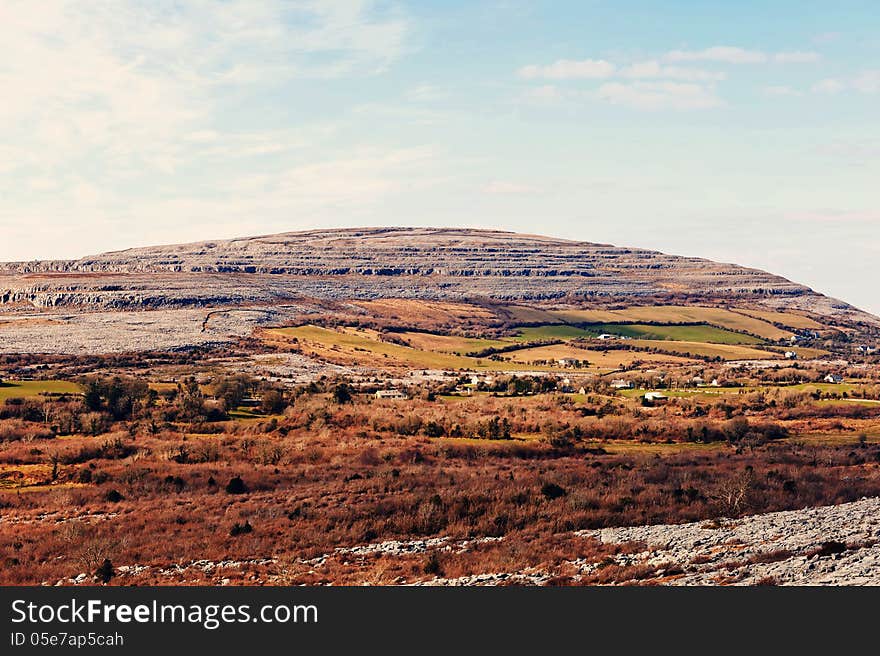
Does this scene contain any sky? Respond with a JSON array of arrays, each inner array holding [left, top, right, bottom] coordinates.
[[1, 1, 878, 314]]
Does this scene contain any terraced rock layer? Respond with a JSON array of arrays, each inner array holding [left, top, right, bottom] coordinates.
[[1, 227, 823, 309]]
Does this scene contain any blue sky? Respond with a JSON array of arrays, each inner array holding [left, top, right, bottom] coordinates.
[[1, 1, 878, 313]]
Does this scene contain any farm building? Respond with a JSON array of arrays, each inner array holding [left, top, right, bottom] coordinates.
[[610, 379, 634, 389], [823, 374, 844, 384], [375, 389, 407, 400], [643, 391, 668, 402], [785, 351, 798, 359]]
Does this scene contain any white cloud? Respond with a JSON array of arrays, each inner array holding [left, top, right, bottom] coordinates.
[[852, 70, 880, 94], [0, 1, 418, 260], [524, 84, 566, 105], [518, 59, 616, 80], [405, 84, 446, 102], [774, 51, 822, 64], [665, 46, 767, 64], [764, 85, 802, 97], [809, 71, 880, 95], [665, 47, 820, 65], [811, 78, 846, 94], [620, 60, 725, 81], [596, 81, 723, 111]]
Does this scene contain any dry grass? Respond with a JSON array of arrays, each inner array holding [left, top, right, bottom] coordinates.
[[499, 305, 563, 324], [353, 299, 498, 328], [735, 309, 825, 331], [267, 325, 544, 371], [398, 331, 509, 354], [627, 339, 778, 361], [0, 380, 82, 401]]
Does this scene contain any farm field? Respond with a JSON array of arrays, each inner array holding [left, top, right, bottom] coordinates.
[[267, 325, 541, 371], [614, 386, 747, 399], [582, 323, 763, 344], [549, 305, 794, 341], [499, 305, 563, 324], [626, 339, 778, 360], [504, 343, 694, 369], [735, 308, 825, 331], [0, 463, 55, 490], [766, 346, 830, 359], [512, 325, 595, 341], [614, 381, 863, 399], [353, 299, 498, 328], [398, 331, 509, 355], [0, 380, 82, 400]]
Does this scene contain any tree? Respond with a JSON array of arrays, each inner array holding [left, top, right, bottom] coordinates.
[[332, 384, 352, 404], [211, 374, 251, 410], [260, 389, 285, 414]]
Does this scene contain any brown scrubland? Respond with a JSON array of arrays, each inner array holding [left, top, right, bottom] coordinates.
[[2, 348, 880, 585]]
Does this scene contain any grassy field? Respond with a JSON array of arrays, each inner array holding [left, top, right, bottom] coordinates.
[[582, 440, 727, 455], [550, 305, 793, 341], [615, 386, 747, 399], [353, 299, 498, 326], [399, 331, 509, 355], [614, 382, 865, 399], [0, 463, 55, 489], [583, 323, 763, 345], [626, 339, 778, 361], [505, 343, 694, 368], [269, 326, 542, 371], [499, 305, 563, 324], [228, 408, 287, 422], [512, 325, 595, 341], [766, 346, 830, 359], [0, 380, 81, 401], [735, 309, 825, 331], [784, 382, 859, 395]]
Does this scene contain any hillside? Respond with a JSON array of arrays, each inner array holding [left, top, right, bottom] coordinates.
[[0, 227, 876, 354], [0, 227, 866, 308]]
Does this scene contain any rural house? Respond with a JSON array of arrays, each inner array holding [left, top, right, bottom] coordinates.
[[375, 389, 407, 400]]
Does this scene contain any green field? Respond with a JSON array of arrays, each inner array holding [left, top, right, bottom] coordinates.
[[549, 305, 793, 340], [0, 380, 82, 401], [512, 325, 595, 341], [399, 331, 509, 355], [228, 408, 287, 422], [583, 323, 763, 345]]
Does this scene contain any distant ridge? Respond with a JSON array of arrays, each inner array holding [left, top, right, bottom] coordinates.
[[0, 227, 874, 326]]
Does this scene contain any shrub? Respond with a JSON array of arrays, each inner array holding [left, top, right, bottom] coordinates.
[[225, 476, 248, 494], [541, 482, 567, 500], [423, 551, 443, 576], [105, 489, 124, 503], [230, 521, 253, 537], [95, 559, 114, 584]]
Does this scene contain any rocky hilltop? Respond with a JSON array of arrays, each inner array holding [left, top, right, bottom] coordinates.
[[0, 227, 846, 307], [0, 227, 876, 354]]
